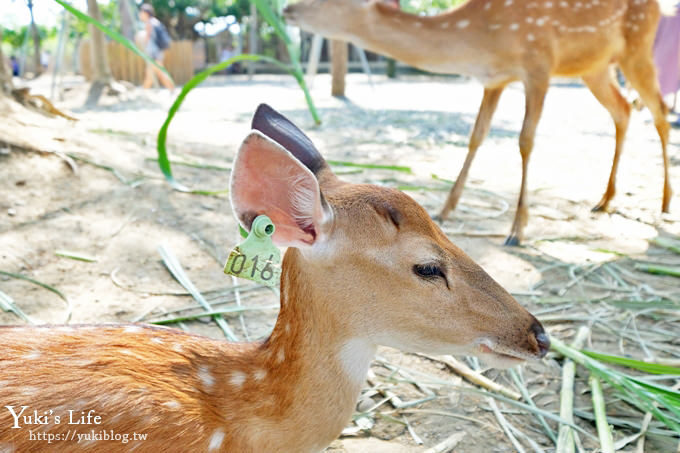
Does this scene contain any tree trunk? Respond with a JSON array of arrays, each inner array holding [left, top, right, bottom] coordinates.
[[118, 0, 135, 41], [86, 0, 112, 106], [0, 30, 13, 94], [27, 0, 42, 77]]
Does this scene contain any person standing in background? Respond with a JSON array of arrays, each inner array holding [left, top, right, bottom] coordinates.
[[654, 2, 680, 119], [139, 3, 175, 91]]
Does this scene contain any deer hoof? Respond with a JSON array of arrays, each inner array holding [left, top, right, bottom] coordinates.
[[503, 235, 520, 247]]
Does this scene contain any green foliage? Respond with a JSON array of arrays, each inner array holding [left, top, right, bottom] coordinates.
[[147, 0, 250, 39], [1, 25, 56, 51]]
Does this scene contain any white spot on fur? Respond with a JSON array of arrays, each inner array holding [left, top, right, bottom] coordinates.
[[535, 17, 545, 26], [198, 365, 215, 389], [151, 337, 163, 344], [484, 2, 491, 9], [254, 369, 266, 381], [527, 33, 536, 41], [545, 1, 553, 6], [509, 23, 519, 30], [457, 19, 470, 28], [124, 326, 142, 333], [284, 323, 291, 334], [162, 401, 181, 409], [414, 21, 423, 27], [505, 0, 513, 5], [526, 16, 534, 23], [173, 343, 184, 353], [208, 429, 225, 451], [440, 22, 450, 28], [489, 23, 501, 30], [229, 371, 246, 388], [276, 348, 285, 364], [24, 351, 41, 360], [338, 339, 376, 385]]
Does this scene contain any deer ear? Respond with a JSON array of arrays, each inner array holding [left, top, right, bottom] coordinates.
[[230, 131, 331, 248], [251, 103, 327, 176]]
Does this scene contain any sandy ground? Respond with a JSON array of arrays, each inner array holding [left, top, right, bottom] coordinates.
[[1, 72, 679, 452]]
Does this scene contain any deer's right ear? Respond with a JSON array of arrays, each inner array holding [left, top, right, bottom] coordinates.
[[230, 131, 332, 248]]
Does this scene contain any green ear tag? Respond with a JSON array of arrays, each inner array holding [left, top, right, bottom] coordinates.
[[224, 215, 281, 287]]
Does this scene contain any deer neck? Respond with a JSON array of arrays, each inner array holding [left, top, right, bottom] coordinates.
[[220, 248, 375, 450], [347, 3, 493, 78]]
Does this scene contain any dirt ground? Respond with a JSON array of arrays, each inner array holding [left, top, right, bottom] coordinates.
[[1, 72, 679, 452]]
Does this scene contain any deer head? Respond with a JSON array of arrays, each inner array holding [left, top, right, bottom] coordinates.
[[231, 104, 549, 368]]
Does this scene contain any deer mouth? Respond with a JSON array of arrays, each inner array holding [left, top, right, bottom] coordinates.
[[474, 340, 536, 368], [479, 343, 526, 362]]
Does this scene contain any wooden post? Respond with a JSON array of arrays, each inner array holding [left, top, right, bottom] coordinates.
[[248, 2, 257, 79], [330, 40, 347, 97]]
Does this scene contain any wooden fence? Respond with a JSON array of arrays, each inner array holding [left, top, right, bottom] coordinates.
[[80, 40, 194, 85]]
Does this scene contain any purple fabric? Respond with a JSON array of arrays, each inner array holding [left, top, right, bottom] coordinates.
[[654, 11, 680, 96]]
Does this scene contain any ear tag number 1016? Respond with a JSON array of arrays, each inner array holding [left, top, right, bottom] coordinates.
[[224, 215, 281, 287]]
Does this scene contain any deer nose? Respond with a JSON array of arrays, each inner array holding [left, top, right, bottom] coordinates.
[[530, 320, 550, 358]]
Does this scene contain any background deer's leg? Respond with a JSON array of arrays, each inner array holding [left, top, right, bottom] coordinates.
[[582, 66, 632, 212], [505, 76, 549, 246], [437, 86, 505, 221], [620, 53, 672, 212]]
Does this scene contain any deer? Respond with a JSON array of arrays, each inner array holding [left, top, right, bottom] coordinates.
[[0, 104, 549, 452], [284, 0, 673, 245]]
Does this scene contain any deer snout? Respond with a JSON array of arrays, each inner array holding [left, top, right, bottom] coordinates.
[[530, 318, 550, 358]]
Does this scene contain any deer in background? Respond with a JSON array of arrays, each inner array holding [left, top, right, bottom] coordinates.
[[285, 0, 672, 245], [0, 105, 548, 452]]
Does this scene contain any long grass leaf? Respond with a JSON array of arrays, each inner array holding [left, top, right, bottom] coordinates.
[[635, 263, 680, 278], [156, 54, 297, 192], [0, 289, 33, 324], [0, 270, 71, 323], [157, 244, 238, 341], [582, 350, 680, 375], [327, 160, 413, 173]]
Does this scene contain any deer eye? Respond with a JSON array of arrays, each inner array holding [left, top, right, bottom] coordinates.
[[414, 263, 449, 288], [413, 263, 445, 279]]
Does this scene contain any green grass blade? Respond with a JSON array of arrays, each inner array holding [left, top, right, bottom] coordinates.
[[252, 0, 320, 124], [55, 250, 98, 262], [52, 0, 172, 81], [157, 244, 238, 341], [156, 54, 296, 192], [635, 263, 680, 278], [0, 288, 33, 324], [582, 350, 680, 375], [0, 270, 72, 323], [651, 237, 680, 255], [590, 375, 615, 453], [327, 160, 413, 173], [149, 305, 278, 325], [552, 336, 680, 434]]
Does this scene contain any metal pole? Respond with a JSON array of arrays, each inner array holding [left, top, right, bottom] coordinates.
[[306, 34, 323, 88], [51, 13, 68, 100]]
